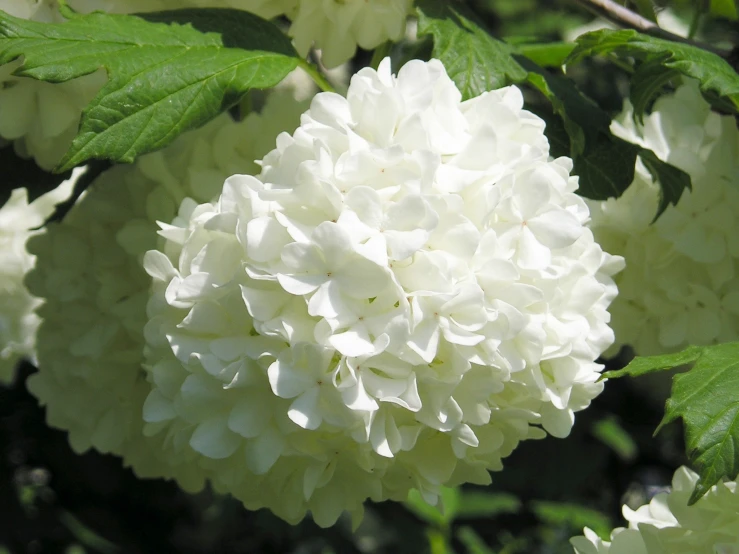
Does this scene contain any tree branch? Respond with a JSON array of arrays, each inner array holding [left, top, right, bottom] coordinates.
[[571, 0, 731, 58]]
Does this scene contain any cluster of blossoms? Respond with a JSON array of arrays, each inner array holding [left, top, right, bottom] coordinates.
[[24, 89, 309, 488], [571, 466, 739, 553], [0, 174, 75, 383], [139, 58, 622, 526], [66, 0, 413, 68], [0, 0, 105, 169], [587, 82, 739, 356]]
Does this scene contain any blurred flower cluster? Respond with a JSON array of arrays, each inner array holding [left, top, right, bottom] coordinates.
[[572, 466, 739, 553], [588, 82, 739, 355]]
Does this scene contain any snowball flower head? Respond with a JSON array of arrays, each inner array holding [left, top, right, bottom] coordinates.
[[0, 174, 75, 383], [25, 90, 308, 486], [0, 0, 106, 169], [289, 0, 413, 67], [571, 466, 739, 554], [143, 58, 622, 527], [68, 0, 411, 68], [67, 0, 297, 20], [0, 0, 56, 19], [588, 82, 739, 356]]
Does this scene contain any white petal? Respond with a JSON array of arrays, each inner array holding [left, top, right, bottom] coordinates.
[[189, 417, 241, 459], [288, 387, 322, 430]]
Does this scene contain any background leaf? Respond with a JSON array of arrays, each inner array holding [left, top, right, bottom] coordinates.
[[591, 417, 638, 462], [530, 501, 612, 539], [629, 58, 681, 124], [710, 0, 739, 20], [572, 135, 638, 200], [631, 0, 658, 22], [637, 148, 692, 219], [0, 8, 299, 172], [455, 492, 521, 519], [567, 29, 739, 114]]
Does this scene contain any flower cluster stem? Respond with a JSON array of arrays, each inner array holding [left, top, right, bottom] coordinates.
[[298, 60, 336, 94]]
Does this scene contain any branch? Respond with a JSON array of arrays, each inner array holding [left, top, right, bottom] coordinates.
[[572, 0, 731, 58]]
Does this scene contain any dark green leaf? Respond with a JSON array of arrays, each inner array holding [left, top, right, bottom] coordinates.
[[566, 29, 739, 112], [657, 342, 739, 503], [523, 65, 610, 156], [631, 0, 658, 22], [529, 106, 570, 159], [638, 148, 692, 219], [602, 345, 704, 379], [0, 8, 299, 172], [416, 0, 527, 99], [573, 135, 638, 200], [629, 57, 681, 123]]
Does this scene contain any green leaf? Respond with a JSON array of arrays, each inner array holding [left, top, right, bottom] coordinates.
[[573, 135, 639, 200], [529, 106, 570, 159], [602, 345, 704, 379], [523, 66, 609, 157], [637, 148, 692, 219], [710, 0, 739, 20], [416, 0, 527, 100], [591, 417, 638, 462], [405, 489, 445, 526], [566, 29, 739, 112], [631, 0, 658, 22], [657, 342, 739, 503], [405, 487, 460, 527], [457, 527, 497, 554], [629, 58, 681, 123], [515, 42, 575, 67], [455, 491, 521, 519], [0, 8, 299, 172], [530, 501, 612, 538]]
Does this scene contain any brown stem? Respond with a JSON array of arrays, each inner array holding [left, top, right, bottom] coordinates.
[[571, 0, 731, 58]]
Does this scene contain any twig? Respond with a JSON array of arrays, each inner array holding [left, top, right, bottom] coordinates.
[[571, 0, 731, 58], [298, 59, 336, 94]]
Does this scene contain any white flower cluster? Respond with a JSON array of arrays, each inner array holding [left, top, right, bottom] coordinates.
[[288, 0, 413, 67], [571, 466, 739, 554], [0, 174, 75, 383], [64, 0, 413, 68], [66, 0, 413, 68], [142, 58, 622, 526], [0, 0, 54, 19], [24, 90, 307, 487], [0, 1, 105, 169], [66, 0, 295, 19], [587, 83, 739, 356]]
